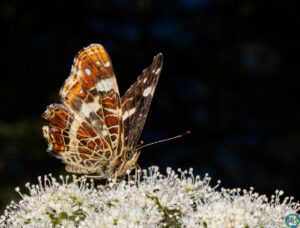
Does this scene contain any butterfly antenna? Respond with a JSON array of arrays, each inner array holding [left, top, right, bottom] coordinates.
[[137, 131, 191, 150]]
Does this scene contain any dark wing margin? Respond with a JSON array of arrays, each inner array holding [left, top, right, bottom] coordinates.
[[121, 53, 163, 148]]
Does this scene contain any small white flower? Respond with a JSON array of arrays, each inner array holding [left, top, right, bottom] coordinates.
[[0, 166, 299, 227]]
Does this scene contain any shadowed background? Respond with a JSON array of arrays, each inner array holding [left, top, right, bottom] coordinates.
[[0, 0, 299, 212]]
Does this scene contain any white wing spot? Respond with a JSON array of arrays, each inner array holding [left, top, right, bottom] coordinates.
[[155, 68, 161, 74], [80, 102, 100, 117], [102, 130, 108, 136], [129, 108, 136, 116], [123, 111, 129, 121], [143, 77, 147, 83], [122, 108, 136, 121], [80, 90, 83, 94], [89, 102, 101, 113], [85, 69, 91, 75], [81, 103, 91, 117], [104, 61, 111, 67], [103, 107, 118, 114], [96, 79, 114, 92], [143, 86, 152, 97]]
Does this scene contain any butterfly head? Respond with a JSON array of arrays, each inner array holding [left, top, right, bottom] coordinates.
[[118, 149, 141, 175]]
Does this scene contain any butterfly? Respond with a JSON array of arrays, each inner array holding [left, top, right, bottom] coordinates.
[[42, 44, 163, 180]]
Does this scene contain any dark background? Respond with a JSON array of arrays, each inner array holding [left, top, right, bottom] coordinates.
[[1, 0, 299, 212]]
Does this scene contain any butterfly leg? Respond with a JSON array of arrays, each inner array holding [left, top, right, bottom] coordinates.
[[113, 171, 118, 182], [134, 166, 138, 184], [84, 175, 102, 179], [110, 171, 119, 189]]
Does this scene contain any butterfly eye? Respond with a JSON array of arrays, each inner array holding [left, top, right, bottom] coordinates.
[[125, 151, 133, 161], [105, 151, 111, 159]]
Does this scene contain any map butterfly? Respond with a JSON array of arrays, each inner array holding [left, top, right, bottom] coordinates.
[[43, 44, 163, 179]]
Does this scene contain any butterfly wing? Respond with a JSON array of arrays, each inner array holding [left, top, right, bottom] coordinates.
[[42, 104, 112, 174], [60, 44, 123, 154], [43, 44, 124, 175], [121, 53, 163, 148]]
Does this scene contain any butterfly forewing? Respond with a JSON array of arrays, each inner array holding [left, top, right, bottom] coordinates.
[[60, 44, 123, 154], [121, 53, 163, 148]]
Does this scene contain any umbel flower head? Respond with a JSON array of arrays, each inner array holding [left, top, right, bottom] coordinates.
[[1, 167, 299, 228]]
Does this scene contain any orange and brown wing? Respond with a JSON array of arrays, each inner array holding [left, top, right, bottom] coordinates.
[[42, 104, 112, 174], [60, 44, 123, 155]]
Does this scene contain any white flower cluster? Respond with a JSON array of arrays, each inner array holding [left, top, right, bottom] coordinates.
[[1, 167, 299, 228]]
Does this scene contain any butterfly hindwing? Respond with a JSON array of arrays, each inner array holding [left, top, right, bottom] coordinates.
[[121, 53, 163, 148], [42, 104, 112, 174], [60, 44, 123, 154]]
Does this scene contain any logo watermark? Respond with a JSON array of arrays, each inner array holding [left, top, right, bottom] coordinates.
[[286, 214, 300, 228]]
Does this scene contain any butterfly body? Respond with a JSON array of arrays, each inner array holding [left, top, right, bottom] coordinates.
[[43, 44, 163, 179]]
